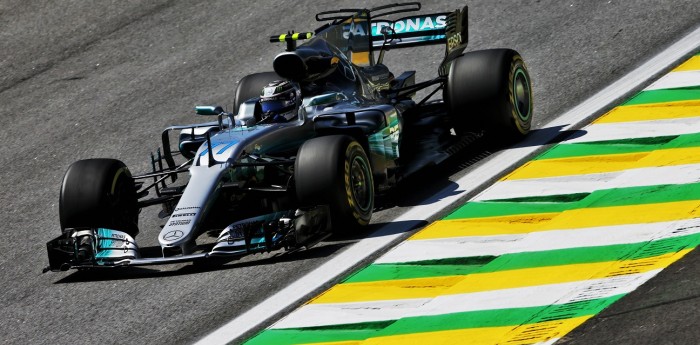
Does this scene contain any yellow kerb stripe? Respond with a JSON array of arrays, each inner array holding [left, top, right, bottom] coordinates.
[[594, 101, 700, 124], [411, 199, 700, 240], [309, 249, 691, 304], [672, 55, 700, 72], [502, 146, 700, 180], [359, 316, 590, 345], [409, 213, 558, 239]]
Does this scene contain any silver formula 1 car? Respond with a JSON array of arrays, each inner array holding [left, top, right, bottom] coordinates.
[[45, 2, 533, 271]]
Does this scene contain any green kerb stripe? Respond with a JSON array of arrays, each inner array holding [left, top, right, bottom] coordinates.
[[344, 257, 493, 283], [343, 232, 700, 283], [624, 86, 700, 105], [446, 182, 700, 220], [535, 133, 700, 160], [244, 296, 623, 345]]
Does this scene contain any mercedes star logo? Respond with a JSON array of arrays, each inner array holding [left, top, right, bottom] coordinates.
[[163, 230, 184, 241]]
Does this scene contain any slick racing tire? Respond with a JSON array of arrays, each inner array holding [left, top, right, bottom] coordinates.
[[295, 135, 374, 234], [59, 158, 139, 237], [234, 71, 282, 111], [445, 49, 533, 141]]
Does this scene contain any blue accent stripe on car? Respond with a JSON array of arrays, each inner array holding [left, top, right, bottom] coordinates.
[[217, 140, 238, 154]]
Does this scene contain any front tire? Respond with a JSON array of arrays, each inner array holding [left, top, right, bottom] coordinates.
[[295, 135, 374, 234], [445, 49, 533, 141], [59, 159, 139, 236]]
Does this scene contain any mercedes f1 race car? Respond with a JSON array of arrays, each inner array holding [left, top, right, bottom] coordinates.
[[45, 2, 533, 272]]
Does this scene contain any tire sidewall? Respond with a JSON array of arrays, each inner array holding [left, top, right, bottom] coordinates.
[[506, 54, 533, 135], [341, 141, 373, 226]]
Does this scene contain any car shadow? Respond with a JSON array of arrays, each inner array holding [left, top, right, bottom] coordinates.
[[511, 125, 588, 148], [324, 219, 428, 242], [376, 124, 587, 210], [374, 137, 490, 210]]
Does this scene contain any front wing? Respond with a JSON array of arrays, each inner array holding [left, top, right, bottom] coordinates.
[[44, 206, 330, 272]]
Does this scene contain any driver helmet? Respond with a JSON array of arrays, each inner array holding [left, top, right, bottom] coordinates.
[[259, 80, 301, 123]]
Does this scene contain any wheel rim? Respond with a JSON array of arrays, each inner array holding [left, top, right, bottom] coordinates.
[[513, 68, 532, 121], [350, 156, 372, 212]]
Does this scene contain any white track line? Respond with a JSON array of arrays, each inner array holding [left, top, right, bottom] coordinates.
[[564, 117, 700, 143], [645, 70, 700, 90], [271, 271, 659, 329], [474, 163, 700, 201], [375, 218, 700, 264], [194, 25, 700, 345]]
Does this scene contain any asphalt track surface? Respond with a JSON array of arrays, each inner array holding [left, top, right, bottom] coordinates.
[[1, 1, 698, 344]]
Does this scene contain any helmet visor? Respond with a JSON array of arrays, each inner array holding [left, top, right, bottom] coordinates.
[[261, 99, 294, 114]]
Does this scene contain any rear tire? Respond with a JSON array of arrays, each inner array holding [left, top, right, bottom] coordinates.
[[59, 159, 139, 237], [445, 49, 533, 142], [234, 72, 282, 111], [295, 135, 374, 234]]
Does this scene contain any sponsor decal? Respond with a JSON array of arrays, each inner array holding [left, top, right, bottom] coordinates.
[[226, 224, 246, 244], [172, 212, 196, 218], [342, 21, 369, 39], [229, 226, 246, 239], [163, 230, 184, 241], [110, 232, 126, 239], [174, 206, 200, 212], [233, 222, 258, 237], [376, 15, 446, 36], [168, 219, 192, 226], [447, 32, 462, 50], [224, 221, 264, 244], [342, 15, 447, 39]]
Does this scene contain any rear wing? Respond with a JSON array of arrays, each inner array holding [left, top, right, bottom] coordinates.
[[311, 3, 469, 75], [371, 6, 469, 75]]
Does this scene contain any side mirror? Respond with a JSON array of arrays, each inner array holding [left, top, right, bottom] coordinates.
[[236, 100, 260, 127], [195, 105, 224, 115]]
